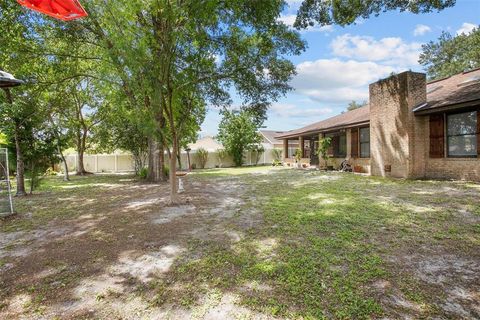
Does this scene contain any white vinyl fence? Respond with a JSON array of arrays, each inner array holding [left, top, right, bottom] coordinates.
[[65, 154, 135, 173], [64, 147, 280, 173]]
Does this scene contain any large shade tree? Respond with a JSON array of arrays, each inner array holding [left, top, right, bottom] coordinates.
[[81, 0, 306, 203], [0, 1, 50, 195]]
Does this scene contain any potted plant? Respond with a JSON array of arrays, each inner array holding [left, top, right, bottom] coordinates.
[[316, 137, 332, 170]]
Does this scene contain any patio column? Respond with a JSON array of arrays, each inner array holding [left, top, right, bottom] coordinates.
[[346, 128, 352, 159], [299, 136, 304, 158], [283, 139, 288, 159], [318, 133, 324, 165]]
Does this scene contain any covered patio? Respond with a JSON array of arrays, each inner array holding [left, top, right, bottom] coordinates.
[[276, 106, 372, 172]]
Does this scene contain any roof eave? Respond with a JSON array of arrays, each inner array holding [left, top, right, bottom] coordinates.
[[414, 98, 480, 116], [276, 120, 370, 139]]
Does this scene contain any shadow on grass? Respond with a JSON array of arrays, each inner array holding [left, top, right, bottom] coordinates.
[[0, 170, 479, 319]]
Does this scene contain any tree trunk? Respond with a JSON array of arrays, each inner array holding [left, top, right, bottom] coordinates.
[[54, 130, 69, 181], [29, 162, 35, 194], [14, 120, 27, 196], [59, 150, 70, 181], [147, 137, 160, 182], [158, 140, 166, 181], [77, 149, 86, 175], [169, 141, 178, 204], [186, 151, 191, 171], [176, 144, 182, 171], [4, 89, 26, 197], [76, 128, 88, 175]]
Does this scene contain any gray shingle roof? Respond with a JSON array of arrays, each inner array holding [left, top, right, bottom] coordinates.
[[277, 68, 480, 139], [415, 68, 480, 113], [276, 106, 369, 139]]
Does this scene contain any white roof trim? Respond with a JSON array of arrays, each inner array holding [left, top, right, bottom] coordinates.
[[412, 102, 428, 113]]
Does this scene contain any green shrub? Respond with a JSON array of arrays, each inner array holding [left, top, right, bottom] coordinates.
[[272, 148, 282, 161], [217, 149, 228, 168], [45, 167, 57, 176], [272, 159, 282, 166], [138, 167, 148, 179], [316, 137, 332, 167], [26, 170, 44, 192], [195, 148, 209, 169], [250, 144, 265, 165], [294, 148, 302, 162]]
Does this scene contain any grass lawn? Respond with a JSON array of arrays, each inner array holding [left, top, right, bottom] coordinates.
[[1, 167, 479, 319]]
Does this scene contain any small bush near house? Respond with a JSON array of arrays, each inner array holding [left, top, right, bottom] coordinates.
[[317, 137, 332, 168], [250, 144, 265, 165], [271, 148, 282, 161], [217, 149, 228, 168], [195, 148, 209, 169], [272, 159, 282, 166]]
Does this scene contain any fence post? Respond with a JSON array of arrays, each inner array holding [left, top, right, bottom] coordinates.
[[114, 154, 118, 173]]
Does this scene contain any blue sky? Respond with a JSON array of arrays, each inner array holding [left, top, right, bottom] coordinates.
[[200, 0, 479, 137]]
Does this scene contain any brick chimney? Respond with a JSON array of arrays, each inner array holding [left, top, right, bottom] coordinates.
[[369, 71, 428, 178]]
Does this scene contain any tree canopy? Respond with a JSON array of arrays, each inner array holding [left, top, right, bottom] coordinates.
[[419, 28, 480, 80], [1, 0, 305, 202], [346, 100, 367, 112], [293, 0, 455, 28], [217, 110, 263, 167]]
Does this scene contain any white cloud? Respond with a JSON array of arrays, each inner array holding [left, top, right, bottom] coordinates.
[[330, 34, 421, 67], [456, 22, 477, 35], [413, 24, 431, 36], [278, 14, 297, 26], [285, 0, 303, 9], [278, 14, 334, 33], [269, 103, 333, 118], [291, 58, 396, 103]]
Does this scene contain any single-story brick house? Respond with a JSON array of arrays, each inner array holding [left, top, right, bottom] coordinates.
[[276, 68, 480, 181]]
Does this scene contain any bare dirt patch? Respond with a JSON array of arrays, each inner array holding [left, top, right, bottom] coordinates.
[[0, 173, 265, 319], [1, 169, 479, 319]]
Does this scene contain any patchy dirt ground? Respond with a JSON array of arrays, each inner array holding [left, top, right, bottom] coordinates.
[[0, 168, 479, 319]]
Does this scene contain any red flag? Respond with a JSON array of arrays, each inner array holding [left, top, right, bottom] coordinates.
[[17, 0, 88, 21]]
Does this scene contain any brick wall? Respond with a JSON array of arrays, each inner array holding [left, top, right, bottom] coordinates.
[[423, 116, 480, 181], [369, 71, 427, 178], [425, 158, 480, 180]]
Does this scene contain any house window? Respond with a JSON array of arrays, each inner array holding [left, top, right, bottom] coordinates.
[[359, 127, 370, 158], [338, 134, 346, 157], [447, 111, 477, 157], [326, 132, 346, 157]]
